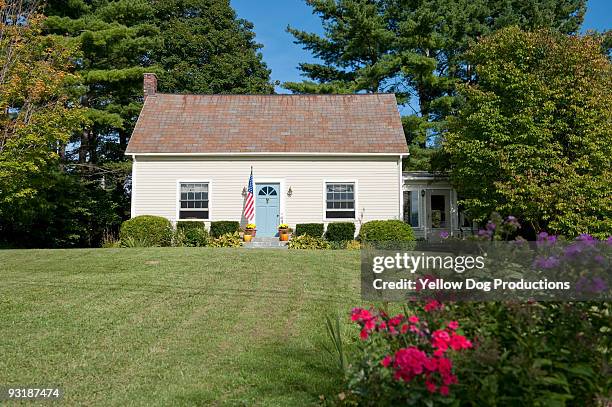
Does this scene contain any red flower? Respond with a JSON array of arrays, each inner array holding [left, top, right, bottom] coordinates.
[[424, 300, 442, 312], [408, 315, 419, 324], [425, 380, 437, 394], [447, 321, 459, 330], [449, 333, 472, 350], [359, 328, 369, 340], [381, 355, 392, 367], [389, 315, 403, 327], [400, 323, 409, 334], [440, 385, 449, 396], [432, 330, 451, 352]]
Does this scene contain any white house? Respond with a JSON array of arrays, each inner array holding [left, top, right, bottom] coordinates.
[[127, 74, 467, 238], [127, 74, 409, 237]]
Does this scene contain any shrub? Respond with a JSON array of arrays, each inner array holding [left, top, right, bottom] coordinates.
[[119, 215, 172, 247], [325, 222, 355, 241], [288, 235, 330, 250], [345, 240, 361, 251], [295, 223, 324, 238], [174, 222, 209, 247], [209, 232, 242, 248], [210, 221, 240, 238], [359, 220, 415, 248]]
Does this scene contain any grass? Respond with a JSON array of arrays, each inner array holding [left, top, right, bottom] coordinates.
[[0, 248, 362, 406]]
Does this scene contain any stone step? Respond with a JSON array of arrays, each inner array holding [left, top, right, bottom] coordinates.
[[243, 237, 288, 249]]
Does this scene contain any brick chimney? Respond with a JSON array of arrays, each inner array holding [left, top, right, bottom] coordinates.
[[143, 73, 157, 100]]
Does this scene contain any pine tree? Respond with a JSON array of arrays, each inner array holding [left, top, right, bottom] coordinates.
[[286, 0, 586, 169], [151, 0, 273, 94]]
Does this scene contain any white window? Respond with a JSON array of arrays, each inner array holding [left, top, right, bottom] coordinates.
[[326, 183, 355, 219], [179, 183, 209, 220]]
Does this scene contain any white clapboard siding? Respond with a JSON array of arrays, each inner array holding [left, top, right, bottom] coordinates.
[[132, 156, 401, 229]]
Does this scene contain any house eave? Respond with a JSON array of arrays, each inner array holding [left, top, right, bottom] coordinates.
[[126, 152, 409, 157]]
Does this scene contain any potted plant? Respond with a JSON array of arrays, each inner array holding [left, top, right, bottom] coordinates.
[[278, 224, 290, 241], [244, 223, 256, 242]]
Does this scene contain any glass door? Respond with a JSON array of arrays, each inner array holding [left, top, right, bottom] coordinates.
[[427, 190, 451, 229]]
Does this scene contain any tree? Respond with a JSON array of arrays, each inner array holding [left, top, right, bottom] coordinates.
[[441, 27, 612, 238], [0, 1, 85, 209], [286, 0, 586, 168], [151, 0, 273, 94]]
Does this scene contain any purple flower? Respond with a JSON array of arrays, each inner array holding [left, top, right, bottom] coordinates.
[[591, 277, 608, 293], [606, 236, 612, 246], [439, 231, 450, 239], [533, 256, 560, 269], [486, 222, 496, 231]]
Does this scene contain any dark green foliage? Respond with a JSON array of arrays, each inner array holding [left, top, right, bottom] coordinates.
[[287, 0, 586, 169], [176, 221, 206, 232], [295, 223, 325, 238], [210, 221, 240, 238], [325, 222, 355, 242], [150, 0, 273, 94], [175, 221, 209, 247], [0, 172, 121, 248], [450, 302, 610, 405], [359, 220, 416, 242], [120, 215, 172, 247]]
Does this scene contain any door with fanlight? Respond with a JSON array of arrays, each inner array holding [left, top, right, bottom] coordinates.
[[255, 184, 280, 237]]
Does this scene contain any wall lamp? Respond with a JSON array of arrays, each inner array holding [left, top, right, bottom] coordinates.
[[242, 187, 247, 197], [287, 186, 293, 197]]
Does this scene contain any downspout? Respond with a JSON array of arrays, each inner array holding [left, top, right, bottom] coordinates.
[[398, 153, 408, 221]]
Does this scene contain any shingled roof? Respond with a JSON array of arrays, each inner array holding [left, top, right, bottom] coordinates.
[[126, 85, 407, 155]]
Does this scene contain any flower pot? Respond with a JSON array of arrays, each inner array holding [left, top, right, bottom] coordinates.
[[243, 234, 253, 242], [279, 229, 290, 241]]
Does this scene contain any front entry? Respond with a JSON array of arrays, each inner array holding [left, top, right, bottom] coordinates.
[[255, 183, 280, 237]]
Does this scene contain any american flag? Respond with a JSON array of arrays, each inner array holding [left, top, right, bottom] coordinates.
[[243, 168, 255, 222]]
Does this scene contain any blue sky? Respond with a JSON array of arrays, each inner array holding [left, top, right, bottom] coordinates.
[[231, 0, 611, 94]]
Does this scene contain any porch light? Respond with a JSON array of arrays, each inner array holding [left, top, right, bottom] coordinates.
[[287, 186, 293, 197], [421, 190, 426, 197]]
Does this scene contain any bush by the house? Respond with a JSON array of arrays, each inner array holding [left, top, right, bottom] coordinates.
[[345, 240, 361, 251], [295, 223, 324, 238], [174, 221, 209, 247], [209, 232, 242, 248], [359, 220, 415, 245], [210, 221, 240, 238], [119, 215, 172, 247], [325, 222, 355, 242], [288, 235, 330, 250]]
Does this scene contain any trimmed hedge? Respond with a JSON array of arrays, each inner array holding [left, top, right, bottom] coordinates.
[[176, 221, 206, 231], [325, 222, 356, 241], [288, 235, 331, 250], [359, 220, 416, 243], [120, 215, 172, 247], [210, 221, 240, 238], [295, 223, 324, 238]]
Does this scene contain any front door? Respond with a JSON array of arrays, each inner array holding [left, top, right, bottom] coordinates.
[[427, 189, 451, 230], [255, 183, 280, 237]]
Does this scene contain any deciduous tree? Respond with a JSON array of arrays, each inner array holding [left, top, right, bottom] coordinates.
[[442, 27, 612, 237]]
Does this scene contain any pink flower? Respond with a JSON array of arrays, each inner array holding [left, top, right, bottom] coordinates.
[[439, 385, 449, 396], [447, 321, 459, 330], [400, 323, 409, 334], [408, 315, 419, 324], [425, 380, 437, 393], [359, 328, 369, 340], [449, 333, 472, 350], [424, 300, 442, 312], [389, 315, 403, 326], [381, 355, 392, 367], [378, 321, 387, 331], [432, 330, 451, 352]]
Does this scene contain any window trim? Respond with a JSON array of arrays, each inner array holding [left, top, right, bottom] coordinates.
[[323, 179, 358, 221], [176, 180, 212, 222]]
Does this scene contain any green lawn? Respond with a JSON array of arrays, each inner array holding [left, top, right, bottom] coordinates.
[[0, 248, 362, 406]]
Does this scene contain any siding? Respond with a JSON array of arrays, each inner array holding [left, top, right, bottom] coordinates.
[[132, 156, 401, 229]]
